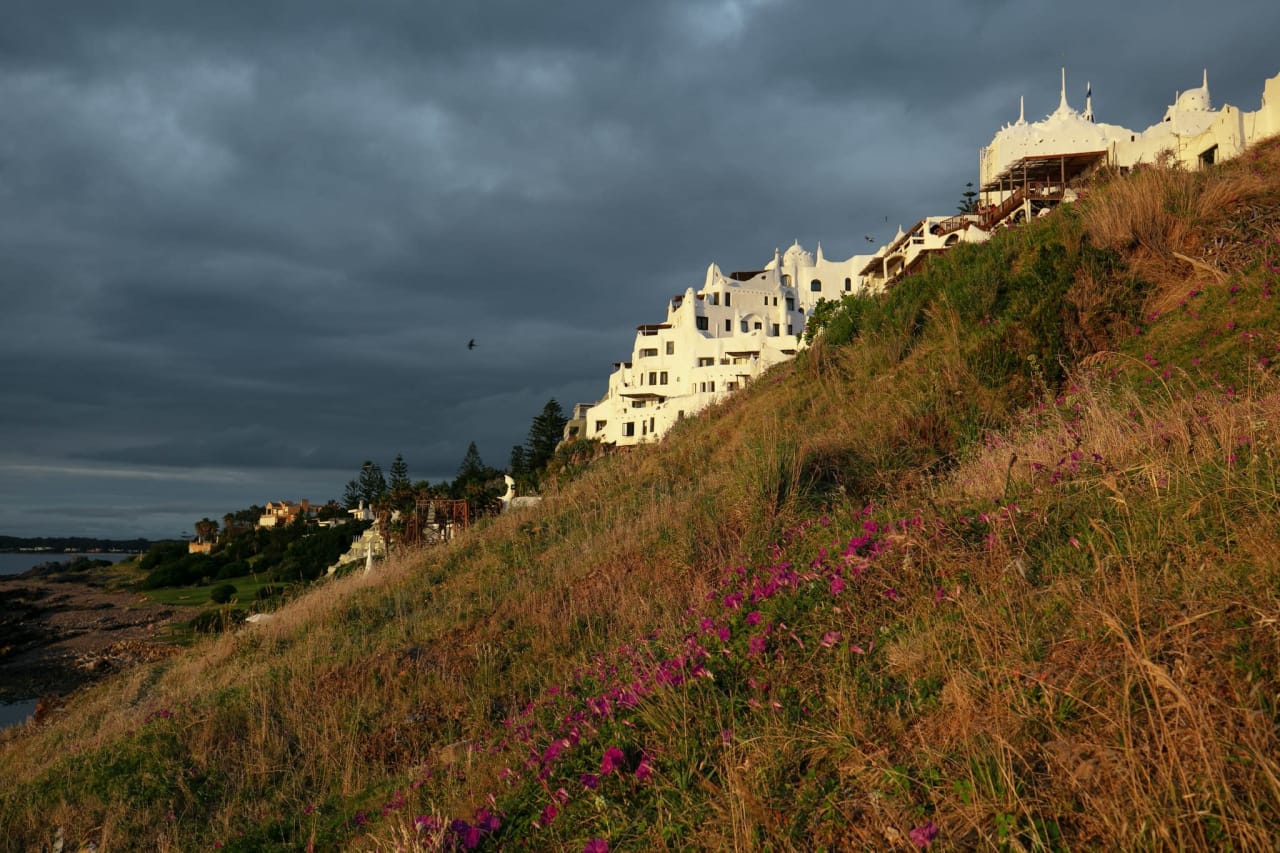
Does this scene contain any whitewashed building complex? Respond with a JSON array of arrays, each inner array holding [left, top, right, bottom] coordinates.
[[978, 69, 1280, 223], [578, 241, 873, 446], [575, 67, 1280, 449]]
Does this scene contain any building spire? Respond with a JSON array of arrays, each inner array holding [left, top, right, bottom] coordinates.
[[1057, 67, 1069, 113], [1084, 81, 1093, 121], [1018, 95, 1025, 124]]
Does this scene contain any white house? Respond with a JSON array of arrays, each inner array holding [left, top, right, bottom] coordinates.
[[979, 69, 1280, 222], [581, 241, 873, 447]]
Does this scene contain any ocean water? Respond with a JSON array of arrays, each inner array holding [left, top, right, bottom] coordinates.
[[0, 551, 132, 577], [0, 699, 37, 730]]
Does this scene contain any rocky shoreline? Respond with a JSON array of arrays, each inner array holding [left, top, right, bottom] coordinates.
[[0, 563, 195, 702]]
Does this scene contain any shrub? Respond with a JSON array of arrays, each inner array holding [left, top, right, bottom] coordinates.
[[209, 583, 237, 604]]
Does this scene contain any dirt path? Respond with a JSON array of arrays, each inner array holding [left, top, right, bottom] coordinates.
[[0, 569, 196, 700]]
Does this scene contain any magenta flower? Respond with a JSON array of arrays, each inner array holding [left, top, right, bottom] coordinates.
[[746, 610, 762, 626], [539, 802, 558, 827], [819, 631, 842, 648], [601, 745, 626, 775], [909, 822, 939, 847], [747, 634, 768, 657], [829, 576, 845, 596], [580, 772, 600, 790], [583, 840, 609, 853], [635, 754, 654, 782]]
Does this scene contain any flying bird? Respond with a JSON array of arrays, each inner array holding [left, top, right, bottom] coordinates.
[[468, 339, 477, 350]]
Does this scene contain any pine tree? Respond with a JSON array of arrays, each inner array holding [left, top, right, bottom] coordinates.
[[958, 181, 979, 213], [342, 479, 361, 509], [457, 442, 486, 480], [389, 454, 410, 494], [357, 461, 388, 505], [509, 445, 528, 478], [525, 399, 567, 474]]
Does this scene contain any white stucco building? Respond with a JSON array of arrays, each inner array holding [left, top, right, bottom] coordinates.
[[979, 69, 1280, 221], [581, 241, 873, 446], [579, 66, 1280, 450]]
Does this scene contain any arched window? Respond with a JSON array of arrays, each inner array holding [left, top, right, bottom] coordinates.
[[844, 277, 852, 291], [810, 279, 822, 292]]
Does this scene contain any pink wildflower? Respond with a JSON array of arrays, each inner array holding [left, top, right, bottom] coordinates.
[[820, 631, 842, 648], [909, 822, 939, 848], [583, 840, 610, 853], [601, 746, 626, 775]]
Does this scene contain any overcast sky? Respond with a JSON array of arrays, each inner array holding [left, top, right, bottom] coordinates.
[[3, 1, 1278, 539]]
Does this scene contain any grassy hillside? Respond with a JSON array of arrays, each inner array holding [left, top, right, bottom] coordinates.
[[3, 141, 1280, 851]]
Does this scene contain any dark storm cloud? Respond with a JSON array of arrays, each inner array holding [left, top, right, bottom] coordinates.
[[3, 0, 1280, 536]]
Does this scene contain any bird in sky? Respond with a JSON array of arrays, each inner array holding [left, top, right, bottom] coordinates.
[[468, 339, 477, 350]]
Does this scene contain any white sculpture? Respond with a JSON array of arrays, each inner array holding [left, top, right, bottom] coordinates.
[[500, 475, 543, 511]]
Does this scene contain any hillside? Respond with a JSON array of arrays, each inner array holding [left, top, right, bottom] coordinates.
[[4, 141, 1280, 851]]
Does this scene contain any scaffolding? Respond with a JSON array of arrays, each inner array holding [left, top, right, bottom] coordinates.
[[377, 499, 473, 551]]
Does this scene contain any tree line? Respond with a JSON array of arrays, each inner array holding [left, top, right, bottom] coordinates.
[[340, 398, 574, 514]]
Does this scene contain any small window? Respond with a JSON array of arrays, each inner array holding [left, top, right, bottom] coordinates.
[[696, 316, 709, 331], [787, 323, 794, 335], [786, 297, 795, 310], [709, 382, 715, 392], [595, 420, 606, 431], [697, 357, 714, 367], [740, 320, 748, 332], [727, 382, 738, 391], [639, 347, 657, 358], [649, 371, 657, 385], [623, 422, 635, 437], [753, 321, 762, 331], [844, 277, 852, 291], [771, 323, 779, 336], [724, 319, 732, 332], [810, 279, 822, 292], [649, 417, 655, 432], [665, 341, 675, 355], [782, 274, 792, 287], [660, 371, 668, 385], [710, 293, 719, 306], [1200, 144, 1218, 168], [724, 293, 731, 307]]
